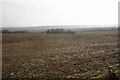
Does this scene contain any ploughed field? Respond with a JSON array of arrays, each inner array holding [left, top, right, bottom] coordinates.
[[2, 31, 119, 79]]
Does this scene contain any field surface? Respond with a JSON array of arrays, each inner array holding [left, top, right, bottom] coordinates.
[[2, 31, 119, 79]]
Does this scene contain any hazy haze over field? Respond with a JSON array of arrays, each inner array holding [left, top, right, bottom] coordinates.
[[1, 0, 119, 28]]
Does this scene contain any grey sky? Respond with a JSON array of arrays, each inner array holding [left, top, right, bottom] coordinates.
[[1, 0, 119, 27]]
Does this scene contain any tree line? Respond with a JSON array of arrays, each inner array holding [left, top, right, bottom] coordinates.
[[2, 30, 28, 33], [46, 28, 75, 34]]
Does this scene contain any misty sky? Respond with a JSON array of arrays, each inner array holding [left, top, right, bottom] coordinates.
[[1, 0, 119, 27]]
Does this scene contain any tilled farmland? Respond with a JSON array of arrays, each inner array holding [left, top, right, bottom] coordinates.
[[2, 31, 120, 79]]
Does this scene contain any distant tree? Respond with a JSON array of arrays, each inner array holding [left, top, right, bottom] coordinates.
[[46, 29, 50, 33]]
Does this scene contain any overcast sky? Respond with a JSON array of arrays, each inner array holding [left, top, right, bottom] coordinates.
[[1, 0, 119, 27]]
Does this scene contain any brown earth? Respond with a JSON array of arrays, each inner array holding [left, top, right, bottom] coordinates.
[[2, 31, 120, 79]]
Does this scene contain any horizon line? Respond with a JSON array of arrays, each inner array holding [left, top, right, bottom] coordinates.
[[2, 24, 118, 28]]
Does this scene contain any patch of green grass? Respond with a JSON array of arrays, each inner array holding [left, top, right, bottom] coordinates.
[[115, 69, 120, 74], [89, 71, 102, 80]]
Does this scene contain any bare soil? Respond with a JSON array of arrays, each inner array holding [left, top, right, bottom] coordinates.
[[2, 31, 120, 79]]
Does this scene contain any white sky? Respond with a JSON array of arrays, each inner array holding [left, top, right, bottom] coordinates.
[[0, 0, 119, 27]]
